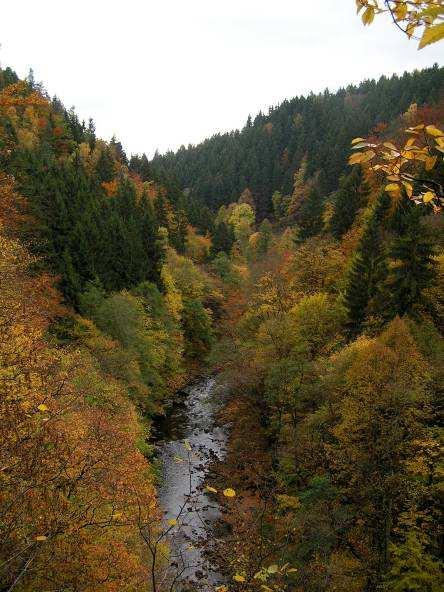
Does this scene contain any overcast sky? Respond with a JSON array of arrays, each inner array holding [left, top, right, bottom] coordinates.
[[1, 0, 442, 156]]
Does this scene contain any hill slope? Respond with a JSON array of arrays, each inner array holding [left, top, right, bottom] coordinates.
[[150, 65, 444, 218]]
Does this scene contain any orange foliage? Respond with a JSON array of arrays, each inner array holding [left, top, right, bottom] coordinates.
[[0, 180, 158, 590], [0, 81, 48, 109], [101, 178, 119, 197]]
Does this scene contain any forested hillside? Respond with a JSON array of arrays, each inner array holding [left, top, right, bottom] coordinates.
[[151, 65, 444, 218], [0, 67, 201, 304], [0, 68, 219, 591]]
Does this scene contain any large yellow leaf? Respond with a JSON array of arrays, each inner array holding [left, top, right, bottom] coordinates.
[[419, 6, 444, 20], [360, 149, 376, 163], [418, 23, 444, 49], [362, 6, 375, 25], [349, 153, 365, 165], [423, 191, 435, 203], [425, 125, 444, 137]]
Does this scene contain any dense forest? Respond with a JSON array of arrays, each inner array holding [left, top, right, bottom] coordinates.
[[0, 6, 443, 591], [150, 65, 444, 218]]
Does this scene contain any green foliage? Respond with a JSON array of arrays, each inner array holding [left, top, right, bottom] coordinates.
[[297, 185, 324, 239], [151, 66, 444, 218], [182, 298, 214, 359], [330, 167, 369, 238], [79, 286, 184, 413], [0, 67, 202, 305], [387, 204, 437, 318], [344, 194, 390, 332], [384, 532, 444, 592]]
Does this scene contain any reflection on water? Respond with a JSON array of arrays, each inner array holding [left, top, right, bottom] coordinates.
[[156, 377, 228, 589]]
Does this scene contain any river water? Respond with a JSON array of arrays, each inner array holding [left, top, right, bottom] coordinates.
[[155, 377, 228, 590]]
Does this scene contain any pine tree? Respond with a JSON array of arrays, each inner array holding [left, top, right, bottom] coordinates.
[[298, 185, 324, 240], [96, 147, 115, 182], [388, 205, 437, 318], [344, 194, 390, 333], [330, 167, 369, 238], [211, 221, 235, 256]]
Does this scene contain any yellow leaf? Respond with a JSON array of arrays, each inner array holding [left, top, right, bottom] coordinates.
[[183, 439, 192, 451], [423, 191, 435, 203], [383, 141, 399, 152], [360, 149, 376, 163], [418, 23, 444, 49], [35, 535, 47, 541], [401, 150, 415, 159], [349, 150, 375, 165], [425, 125, 444, 138], [419, 6, 444, 20], [351, 137, 366, 144], [205, 486, 218, 494], [223, 488, 236, 498], [233, 574, 246, 583], [394, 2, 407, 21], [425, 155, 438, 171], [406, 22, 416, 39], [37, 404, 48, 412], [167, 518, 177, 527], [402, 182, 413, 198], [362, 6, 375, 25], [385, 183, 401, 195], [216, 586, 229, 592], [405, 138, 417, 148], [349, 153, 365, 165]]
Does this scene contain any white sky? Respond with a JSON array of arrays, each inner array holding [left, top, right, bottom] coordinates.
[[1, 0, 442, 156]]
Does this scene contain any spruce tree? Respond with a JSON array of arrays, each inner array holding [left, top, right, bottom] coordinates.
[[96, 147, 115, 182], [388, 204, 437, 318], [344, 194, 390, 333], [330, 167, 368, 238], [298, 185, 324, 240], [211, 221, 235, 256]]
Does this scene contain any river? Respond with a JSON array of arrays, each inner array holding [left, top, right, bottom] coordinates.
[[155, 376, 228, 590]]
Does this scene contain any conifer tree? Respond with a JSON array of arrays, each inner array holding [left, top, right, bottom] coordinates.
[[344, 194, 390, 332], [330, 167, 369, 238], [211, 220, 235, 256], [388, 204, 437, 319], [298, 185, 324, 240], [95, 146, 115, 182]]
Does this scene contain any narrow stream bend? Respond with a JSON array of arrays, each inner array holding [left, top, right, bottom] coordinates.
[[156, 377, 228, 589]]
